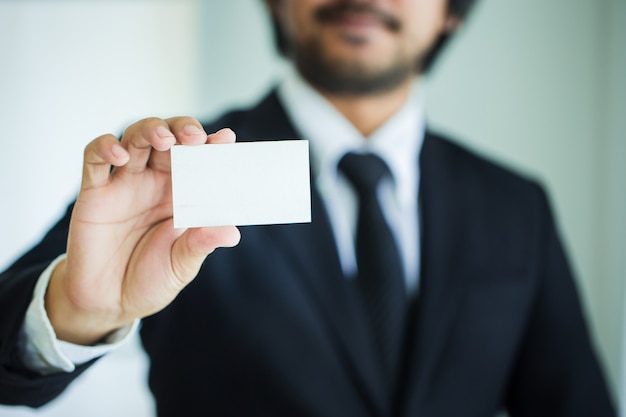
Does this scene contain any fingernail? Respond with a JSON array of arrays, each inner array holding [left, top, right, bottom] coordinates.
[[157, 126, 174, 139], [184, 125, 204, 136], [111, 143, 126, 158]]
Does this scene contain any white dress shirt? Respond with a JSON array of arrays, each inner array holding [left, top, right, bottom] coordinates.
[[20, 65, 426, 373], [278, 65, 425, 292]]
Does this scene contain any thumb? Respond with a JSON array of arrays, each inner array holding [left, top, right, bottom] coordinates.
[[170, 226, 241, 283]]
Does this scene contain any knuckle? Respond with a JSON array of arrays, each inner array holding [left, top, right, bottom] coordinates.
[[124, 117, 163, 137], [84, 134, 113, 160], [141, 117, 166, 131], [135, 117, 163, 128], [168, 115, 196, 125], [169, 116, 202, 133]]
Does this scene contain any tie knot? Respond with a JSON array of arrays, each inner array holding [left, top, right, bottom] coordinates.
[[338, 152, 392, 197]]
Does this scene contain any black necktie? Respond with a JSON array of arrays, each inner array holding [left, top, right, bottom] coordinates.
[[338, 152, 407, 381]]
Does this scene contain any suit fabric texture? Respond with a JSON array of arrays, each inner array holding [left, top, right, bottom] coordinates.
[[0, 91, 616, 416]]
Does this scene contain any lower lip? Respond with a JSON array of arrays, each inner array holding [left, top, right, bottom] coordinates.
[[332, 14, 383, 31]]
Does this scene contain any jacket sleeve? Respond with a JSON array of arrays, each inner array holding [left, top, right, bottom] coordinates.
[[0, 203, 97, 407], [505, 189, 617, 416]]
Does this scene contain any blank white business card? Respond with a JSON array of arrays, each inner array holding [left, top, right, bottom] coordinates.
[[171, 140, 311, 228]]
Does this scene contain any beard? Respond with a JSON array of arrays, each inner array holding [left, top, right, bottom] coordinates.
[[286, 1, 419, 96], [293, 39, 417, 96]]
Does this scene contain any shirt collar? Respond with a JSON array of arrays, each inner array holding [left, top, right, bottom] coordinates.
[[277, 64, 426, 207]]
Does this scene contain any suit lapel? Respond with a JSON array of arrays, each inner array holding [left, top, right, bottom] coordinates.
[[244, 91, 388, 415], [398, 133, 474, 414], [268, 193, 388, 416], [240, 96, 477, 414]]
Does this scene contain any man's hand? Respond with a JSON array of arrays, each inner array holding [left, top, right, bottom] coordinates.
[[45, 117, 241, 345]]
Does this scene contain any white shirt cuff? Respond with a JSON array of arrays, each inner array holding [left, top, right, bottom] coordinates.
[[19, 254, 139, 375]]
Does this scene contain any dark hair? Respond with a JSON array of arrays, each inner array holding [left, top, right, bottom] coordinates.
[[421, 0, 477, 73], [267, 0, 479, 74]]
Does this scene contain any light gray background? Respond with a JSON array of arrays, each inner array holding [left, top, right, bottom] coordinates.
[[0, 1, 624, 416]]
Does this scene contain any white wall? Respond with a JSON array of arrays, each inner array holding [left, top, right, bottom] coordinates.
[[603, 2, 626, 415], [0, 2, 205, 416], [426, 1, 626, 410], [0, 0, 624, 416], [0, 1, 203, 272]]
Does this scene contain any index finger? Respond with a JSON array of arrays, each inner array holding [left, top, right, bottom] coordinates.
[[119, 117, 176, 174], [146, 117, 208, 172], [147, 125, 237, 172], [164, 116, 209, 146], [119, 116, 208, 175]]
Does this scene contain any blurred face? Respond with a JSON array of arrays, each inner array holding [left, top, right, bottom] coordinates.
[[269, 0, 454, 95]]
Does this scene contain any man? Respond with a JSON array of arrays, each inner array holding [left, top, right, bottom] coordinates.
[[0, 0, 616, 416]]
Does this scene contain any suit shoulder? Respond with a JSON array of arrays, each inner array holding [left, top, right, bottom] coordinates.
[[200, 91, 295, 141], [425, 130, 546, 198], [422, 130, 555, 232], [202, 107, 254, 132]]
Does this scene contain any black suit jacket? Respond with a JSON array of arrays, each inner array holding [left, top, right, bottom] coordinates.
[[0, 91, 616, 416]]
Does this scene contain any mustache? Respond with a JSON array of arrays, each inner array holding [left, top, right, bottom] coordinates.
[[314, 1, 402, 33]]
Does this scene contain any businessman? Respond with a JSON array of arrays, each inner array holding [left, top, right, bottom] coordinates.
[[0, 0, 617, 416]]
